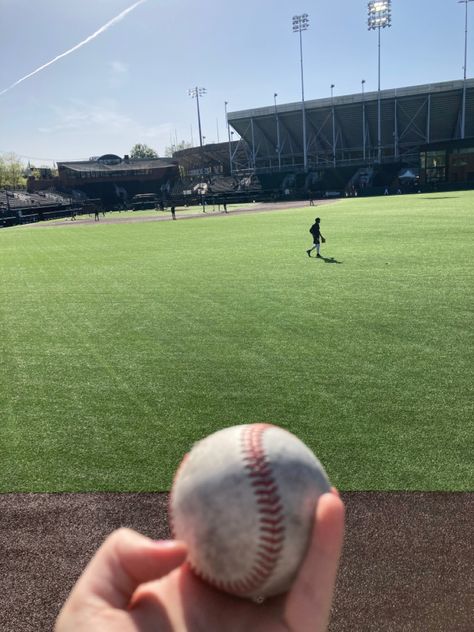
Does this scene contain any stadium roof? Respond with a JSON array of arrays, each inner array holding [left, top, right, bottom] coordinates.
[[58, 156, 177, 173], [227, 79, 474, 171]]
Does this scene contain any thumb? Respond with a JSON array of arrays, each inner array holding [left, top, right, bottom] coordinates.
[[285, 491, 345, 632], [68, 528, 187, 610]]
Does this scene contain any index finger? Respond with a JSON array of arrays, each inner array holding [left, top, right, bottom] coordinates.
[[67, 528, 187, 609]]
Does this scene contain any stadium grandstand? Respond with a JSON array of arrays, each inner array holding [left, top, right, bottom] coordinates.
[[55, 154, 179, 206], [226, 79, 474, 195], [3, 78, 474, 228], [0, 189, 79, 227], [172, 141, 244, 177], [26, 154, 179, 208]]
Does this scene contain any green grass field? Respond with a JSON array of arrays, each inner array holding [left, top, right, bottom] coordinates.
[[0, 192, 472, 492]]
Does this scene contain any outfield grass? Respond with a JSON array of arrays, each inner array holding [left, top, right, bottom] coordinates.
[[0, 192, 472, 492]]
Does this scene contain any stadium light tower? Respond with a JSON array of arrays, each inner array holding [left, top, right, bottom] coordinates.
[[459, 0, 474, 138], [188, 87, 206, 149], [292, 13, 309, 171], [368, 1, 392, 162]]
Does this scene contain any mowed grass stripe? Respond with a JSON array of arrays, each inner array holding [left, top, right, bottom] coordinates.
[[0, 192, 472, 492]]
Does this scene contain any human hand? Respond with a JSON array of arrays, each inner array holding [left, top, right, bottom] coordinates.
[[55, 490, 344, 632], [54, 530, 187, 631]]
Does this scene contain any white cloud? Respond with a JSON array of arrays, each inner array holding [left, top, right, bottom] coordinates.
[[107, 60, 129, 88], [38, 99, 172, 151], [109, 61, 129, 74]]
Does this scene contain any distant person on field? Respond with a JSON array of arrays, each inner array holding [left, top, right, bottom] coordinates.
[[55, 491, 344, 632], [94, 208, 100, 222], [309, 193, 315, 206], [307, 217, 326, 258], [171, 206, 176, 220]]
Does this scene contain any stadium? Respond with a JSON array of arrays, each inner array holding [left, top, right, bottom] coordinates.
[[3, 79, 474, 227], [1, 2, 472, 631]]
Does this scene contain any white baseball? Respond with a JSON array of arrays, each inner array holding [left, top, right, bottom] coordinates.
[[170, 423, 331, 599]]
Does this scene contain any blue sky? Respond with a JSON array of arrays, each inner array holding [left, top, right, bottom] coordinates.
[[0, 0, 472, 165]]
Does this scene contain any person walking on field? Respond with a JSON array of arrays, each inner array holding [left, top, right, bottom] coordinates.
[[307, 217, 326, 258]]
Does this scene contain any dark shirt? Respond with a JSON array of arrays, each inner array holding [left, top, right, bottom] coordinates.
[[310, 222, 321, 240]]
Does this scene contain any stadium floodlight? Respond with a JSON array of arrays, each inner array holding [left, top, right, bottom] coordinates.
[[188, 87, 206, 149], [274, 92, 282, 171], [292, 14, 309, 171], [362, 79, 366, 160], [367, 1, 391, 29], [459, 0, 474, 138], [368, 0, 391, 162]]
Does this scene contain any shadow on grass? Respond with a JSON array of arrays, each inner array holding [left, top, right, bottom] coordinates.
[[320, 255, 343, 264], [420, 196, 459, 200]]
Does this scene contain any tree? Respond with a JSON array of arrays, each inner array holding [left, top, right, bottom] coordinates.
[[164, 140, 192, 157], [0, 153, 26, 189], [130, 143, 159, 159], [0, 157, 6, 189]]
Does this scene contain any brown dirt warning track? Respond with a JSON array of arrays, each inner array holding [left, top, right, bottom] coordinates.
[[30, 198, 339, 228], [0, 492, 472, 631]]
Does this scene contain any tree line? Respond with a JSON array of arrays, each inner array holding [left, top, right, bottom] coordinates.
[[130, 141, 192, 159]]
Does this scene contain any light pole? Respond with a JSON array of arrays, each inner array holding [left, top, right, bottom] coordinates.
[[274, 92, 282, 171], [188, 86, 206, 211], [188, 87, 206, 149], [225, 101, 233, 176], [459, 0, 473, 138], [331, 84, 336, 167], [368, 1, 391, 163], [292, 13, 309, 171], [362, 79, 366, 160]]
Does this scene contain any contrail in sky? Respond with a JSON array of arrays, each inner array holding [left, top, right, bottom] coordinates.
[[0, 0, 148, 97]]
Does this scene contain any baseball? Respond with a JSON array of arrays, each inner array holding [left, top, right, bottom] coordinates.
[[170, 423, 331, 600]]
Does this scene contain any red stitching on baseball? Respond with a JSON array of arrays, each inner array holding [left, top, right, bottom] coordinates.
[[206, 423, 285, 597]]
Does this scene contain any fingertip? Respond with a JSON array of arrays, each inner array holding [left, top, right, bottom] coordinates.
[[284, 491, 345, 629], [314, 492, 345, 554], [151, 539, 187, 552], [148, 539, 188, 563]]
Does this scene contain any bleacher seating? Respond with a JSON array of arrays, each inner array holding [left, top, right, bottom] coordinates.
[[0, 189, 89, 226], [208, 176, 238, 193]]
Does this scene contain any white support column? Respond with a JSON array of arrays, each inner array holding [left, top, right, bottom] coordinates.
[[394, 98, 398, 159], [250, 118, 256, 169]]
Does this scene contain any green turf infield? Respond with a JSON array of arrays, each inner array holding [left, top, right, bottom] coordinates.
[[0, 192, 472, 492]]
